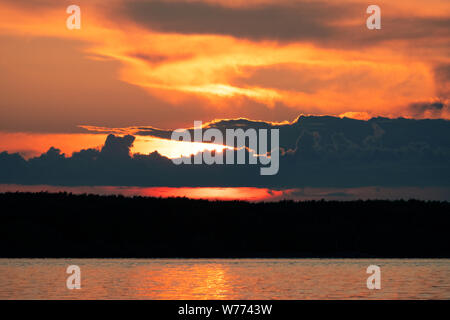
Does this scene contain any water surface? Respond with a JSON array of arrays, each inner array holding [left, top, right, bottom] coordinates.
[[0, 259, 449, 299]]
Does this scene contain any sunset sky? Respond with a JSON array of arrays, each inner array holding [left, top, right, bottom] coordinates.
[[0, 0, 449, 157]]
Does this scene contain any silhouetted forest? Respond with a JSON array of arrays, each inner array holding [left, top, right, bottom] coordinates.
[[0, 192, 449, 258]]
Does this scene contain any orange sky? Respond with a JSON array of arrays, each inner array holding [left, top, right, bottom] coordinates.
[[0, 0, 449, 156]]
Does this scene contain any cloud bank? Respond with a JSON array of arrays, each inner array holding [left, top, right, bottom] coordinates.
[[1, 116, 449, 188]]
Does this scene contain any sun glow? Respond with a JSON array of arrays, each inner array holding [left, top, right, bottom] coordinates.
[[126, 187, 284, 201], [132, 136, 233, 159]]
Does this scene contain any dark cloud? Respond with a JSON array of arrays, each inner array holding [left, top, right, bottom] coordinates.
[[119, 1, 450, 47], [4, 0, 449, 49], [96, 114, 450, 153], [2, 116, 450, 188], [408, 101, 448, 118], [100, 134, 135, 159], [353, 16, 450, 43], [122, 0, 358, 42]]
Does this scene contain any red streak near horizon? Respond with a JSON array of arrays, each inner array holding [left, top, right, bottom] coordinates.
[[138, 187, 282, 201], [0, 185, 282, 201]]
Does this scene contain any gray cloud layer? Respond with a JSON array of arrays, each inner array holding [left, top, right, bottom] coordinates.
[[120, 0, 450, 47], [123, 1, 354, 41]]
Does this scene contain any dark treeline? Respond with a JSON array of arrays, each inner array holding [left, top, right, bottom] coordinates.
[[0, 192, 449, 258]]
